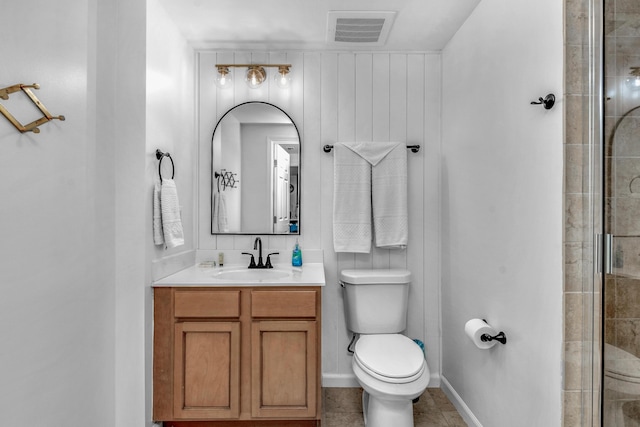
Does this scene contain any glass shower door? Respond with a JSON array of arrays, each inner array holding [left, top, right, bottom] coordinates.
[[602, 1, 640, 423]]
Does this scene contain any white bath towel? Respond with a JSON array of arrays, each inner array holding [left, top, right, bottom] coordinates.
[[337, 141, 408, 250], [160, 179, 184, 248], [333, 143, 372, 253], [371, 144, 408, 249], [212, 192, 229, 233], [153, 183, 164, 245]]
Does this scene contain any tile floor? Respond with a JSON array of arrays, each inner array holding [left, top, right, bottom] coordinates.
[[322, 387, 467, 427]]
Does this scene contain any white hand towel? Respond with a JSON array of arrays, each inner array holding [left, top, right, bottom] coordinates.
[[333, 143, 372, 253], [153, 183, 164, 245], [372, 143, 408, 249], [212, 192, 229, 233], [160, 179, 184, 248], [212, 193, 220, 233], [218, 192, 229, 232]]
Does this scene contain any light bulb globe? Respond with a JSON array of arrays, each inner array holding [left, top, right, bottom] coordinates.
[[274, 70, 292, 88], [245, 66, 266, 89], [215, 67, 232, 89]]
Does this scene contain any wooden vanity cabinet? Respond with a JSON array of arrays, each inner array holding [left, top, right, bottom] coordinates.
[[153, 286, 322, 426]]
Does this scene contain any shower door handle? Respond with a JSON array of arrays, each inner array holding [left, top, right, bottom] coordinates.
[[598, 233, 613, 274]]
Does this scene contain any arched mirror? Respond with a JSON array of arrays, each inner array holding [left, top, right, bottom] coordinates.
[[211, 102, 300, 234]]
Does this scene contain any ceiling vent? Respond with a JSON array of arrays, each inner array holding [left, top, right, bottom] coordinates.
[[327, 11, 396, 46]]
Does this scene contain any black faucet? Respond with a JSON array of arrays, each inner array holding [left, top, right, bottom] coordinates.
[[254, 237, 264, 268], [241, 237, 279, 269]]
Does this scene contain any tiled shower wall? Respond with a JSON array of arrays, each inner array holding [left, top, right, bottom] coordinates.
[[564, 0, 599, 425]]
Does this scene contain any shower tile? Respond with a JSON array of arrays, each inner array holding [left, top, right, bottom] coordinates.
[[566, 0, 589, 43], [566, 44, 587, 95], [565, 293, 584, 342], [566, 144, 584, 194], [605, 277, 617, 319], [614, 158, 640, 197], [565, 194, 586, 243], [613, 117, 640, 157], [565, 243, 583, 292], [614, 319, 640, 356], [617, 0, 640, 14], [564, 341, 583, 391], [615, 277, 640, 318], [613, 197, 640, 235], [565, 96, 585, 146], [606, 319, 616, 345], [563, 390, 582, 427]]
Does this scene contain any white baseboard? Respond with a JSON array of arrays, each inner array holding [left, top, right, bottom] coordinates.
[[440, 375, 483, 427], [428, 372, 441, 388], [322, 373, 360, 388]]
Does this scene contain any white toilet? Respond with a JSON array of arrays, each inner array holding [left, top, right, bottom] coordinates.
[[341, 269, 430, 427]]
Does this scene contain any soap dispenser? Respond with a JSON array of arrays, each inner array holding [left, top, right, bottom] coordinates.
[[292, 239, 303, 266]]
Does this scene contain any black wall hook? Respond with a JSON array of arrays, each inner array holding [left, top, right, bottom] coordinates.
[[531, 93, 555, 110]]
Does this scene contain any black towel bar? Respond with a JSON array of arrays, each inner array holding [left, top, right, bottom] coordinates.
[[323, 144, 420, 153]]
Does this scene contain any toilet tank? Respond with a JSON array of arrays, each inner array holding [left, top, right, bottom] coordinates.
[[341, 269, 411, 334]]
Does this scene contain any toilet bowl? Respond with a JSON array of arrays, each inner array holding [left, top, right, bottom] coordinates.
[[352, 334, 431, 427]]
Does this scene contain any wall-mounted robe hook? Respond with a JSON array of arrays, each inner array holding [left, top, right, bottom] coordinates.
[[530, 93, 555, 110], [0, 83, 65, 133]]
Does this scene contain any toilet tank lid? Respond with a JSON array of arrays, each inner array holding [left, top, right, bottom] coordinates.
[[340, 269, 411, 284]]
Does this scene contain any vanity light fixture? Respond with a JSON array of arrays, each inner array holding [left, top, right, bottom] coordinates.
[[215, 64, 292, 89]]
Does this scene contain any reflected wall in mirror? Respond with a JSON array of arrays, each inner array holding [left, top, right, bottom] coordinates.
[[211, 102, 301, 234]]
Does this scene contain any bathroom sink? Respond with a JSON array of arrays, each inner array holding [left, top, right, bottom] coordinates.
[[212, 268, 291, 281]]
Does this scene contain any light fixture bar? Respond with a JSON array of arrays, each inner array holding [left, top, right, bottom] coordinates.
[[215, 64, 292, 89], [215, 64, 291, 69]]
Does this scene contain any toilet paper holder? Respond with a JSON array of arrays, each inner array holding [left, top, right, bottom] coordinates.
[[481, 319, 507, 345]]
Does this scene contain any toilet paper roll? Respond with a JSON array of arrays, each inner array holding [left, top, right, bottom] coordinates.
[[465, 318, 498, 349]]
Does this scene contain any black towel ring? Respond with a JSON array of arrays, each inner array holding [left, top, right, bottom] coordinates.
[[156, 149, 175, 182]]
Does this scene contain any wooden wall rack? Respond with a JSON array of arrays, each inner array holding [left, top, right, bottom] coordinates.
[[0, 83, 65, 133]]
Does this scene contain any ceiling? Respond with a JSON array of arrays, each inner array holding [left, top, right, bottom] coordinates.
[[155, 0, 481, 51]]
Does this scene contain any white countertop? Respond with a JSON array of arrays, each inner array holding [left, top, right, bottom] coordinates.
[[153, 262, 326, 287]]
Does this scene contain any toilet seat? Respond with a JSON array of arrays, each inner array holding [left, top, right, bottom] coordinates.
[[354, 334, 426, 384]]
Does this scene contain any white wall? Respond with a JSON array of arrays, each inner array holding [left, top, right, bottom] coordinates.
[[197, 51, 442, 385], [146, 0, 196, 423], [441, 0, 564, 425], [0, 0, 146, 425]]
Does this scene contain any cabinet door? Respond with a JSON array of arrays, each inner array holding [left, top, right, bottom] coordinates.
[[251, 320, 317, 418], [174, 322, 241, 419]]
